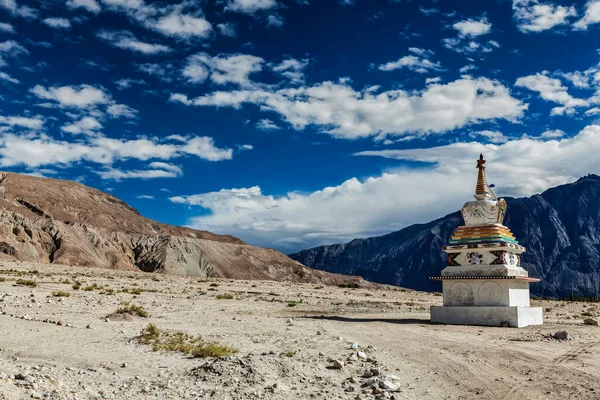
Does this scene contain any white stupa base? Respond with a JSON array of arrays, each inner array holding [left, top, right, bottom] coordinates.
[[430, 306, 543, 328]]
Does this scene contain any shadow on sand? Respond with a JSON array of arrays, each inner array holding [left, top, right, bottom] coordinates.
[[298, 315, 431, 325]]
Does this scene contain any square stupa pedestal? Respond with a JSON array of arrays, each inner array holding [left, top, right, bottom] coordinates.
[[430, 277, 543, 328]]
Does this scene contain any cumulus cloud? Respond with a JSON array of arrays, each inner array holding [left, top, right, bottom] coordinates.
[[0, 40, 28, 67], [453, 17, 492, 37], [107, 103, 138, 118], [67, 0, 101, 13], [269, 58, 309, 83], [378, 48, 442, 74], [443, 17, 499, 54], [0, 115, 44, 130], [0, 71, 19, 84], [170, 76, 526, 140], [540, 128, 565, 138], [470, 130, 508, 143], [574, 0, 600, 30], [167, 124, 600, 250], [225, 0, 278, 14], [0, 0, 37, 19], [98, 162, 182, 180], [0, 22, 14, 33], [256, 119, 280, 130], [152, 10, 212, 39], [182, 53, 264, 86], [43, 18, 71, 29], [0, 133, 234, 171], [515, 72, 589, 115], [60, 116, 103, 135], [96, 30, 171, 54], [513, 0, 576, 32], [30, 84, 110, 109], [217, 23, 236, 37]]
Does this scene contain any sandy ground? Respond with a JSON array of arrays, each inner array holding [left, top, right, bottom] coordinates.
[[1, 261, 599, 400]]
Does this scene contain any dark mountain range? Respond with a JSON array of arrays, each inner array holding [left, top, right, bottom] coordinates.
[[289, 174, 600, 298]]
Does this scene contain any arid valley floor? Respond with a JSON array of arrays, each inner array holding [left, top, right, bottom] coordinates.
[[1, 262, 599, 400]]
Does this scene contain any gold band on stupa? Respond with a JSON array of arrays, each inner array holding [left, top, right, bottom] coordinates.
[[475, 153, 488, 196]]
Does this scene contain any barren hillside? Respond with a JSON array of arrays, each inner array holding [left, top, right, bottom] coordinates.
[[0, 172, 365, 286]]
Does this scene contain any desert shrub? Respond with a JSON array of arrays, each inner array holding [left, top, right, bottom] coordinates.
[[209, 283, 219, 287], [0, 277, 5, 282], [282, 350, 296, 357], [215, 294, 234, 300], [120, 287, 143, 295], [101, 288, 115, 295], [115, 303, 149, 318], [72, 281, 82, 290], [52, 290, 71, 297], [138, 324, 237, 358], [83, 283, 102, 291], [287, 299, 303, 307], [16, 279, 37, 287]]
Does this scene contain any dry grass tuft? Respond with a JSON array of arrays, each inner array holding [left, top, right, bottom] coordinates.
[[138, 324, 238, 358], [16, 279, 37, 287], [115, 303, 149, 318], [215, 293, 234, 300], [52, 290, 71, 297]]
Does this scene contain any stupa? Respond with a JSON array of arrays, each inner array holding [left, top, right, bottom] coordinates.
[[430, 154, 543, 328]]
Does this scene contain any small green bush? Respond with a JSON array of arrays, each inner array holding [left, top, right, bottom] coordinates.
[[215, 294, 234, 300], [16, 279, 37, 287], [52, 290, 71, 297], [115, 303, 149, 318]]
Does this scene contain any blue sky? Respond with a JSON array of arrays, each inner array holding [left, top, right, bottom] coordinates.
[[2, 0, 600, 252]]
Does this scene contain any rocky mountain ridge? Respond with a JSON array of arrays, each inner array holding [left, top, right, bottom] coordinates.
[[290, 174, 600, 298], [0, 172, 366, 286]]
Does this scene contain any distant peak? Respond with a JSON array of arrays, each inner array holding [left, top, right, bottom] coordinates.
[[575, 174, 600, 183]]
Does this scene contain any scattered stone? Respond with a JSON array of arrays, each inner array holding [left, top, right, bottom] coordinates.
[[362, 370, 374, 378], [121, 363, 128, 368], [331, 360, 344, 369], [316, 330, 322, 335], [584, 318, 599, 326], [351, 343, 359, 350], [370, 368, 380, 376], [553, 331, 571, 340], [357, 351, 367, 360]]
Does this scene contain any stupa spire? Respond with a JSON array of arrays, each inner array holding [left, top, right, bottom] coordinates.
[[474, 153, 489, 200]]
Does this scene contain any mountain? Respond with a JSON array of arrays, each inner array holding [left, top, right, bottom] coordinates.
[[289, 175, 600, 298], [0, 172, 367, 286]]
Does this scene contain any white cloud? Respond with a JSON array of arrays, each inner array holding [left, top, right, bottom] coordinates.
[[115, 78, 146, 90], [419, 7, 438, 16], [169, 124, 600, 250], [182, 53, 264, 87], [171, 76, 526, 140], [459, 64, 477, 74], [425, 77, 442, 84], [453, 17, 492, 37], [225, 0, 278, 14], [513, 0, 577, 33], [30, 84, 110, 109], [0, 22, 14, 32], [97, 164, 182, 180], [0, 115, 43, 130], [153, 10, 212, 39], [515, 72, 589, 115], [217, 23, 236, 37], [136, 194, 155, 199], [67, 0, 101, 13], [471, 130, 508, 143], [0, 132, 234, 171], [378, 48, 442, 74], [442, 17, 498, 54], [107, 103, 138, 118], [540, 128, 565, 138], [43, 18, 71, 29], [574, 0, 600, 30], [256, 118, 280, 130], [266, 14, 284, 28], [0, 71, 19, 84], [0, 0, 37, 19], [269, 58, 309, 83], [0, 40, 28, 64], [585, 107, 600, 115], [96, 30, 171, 54], [61, 117, 102, 135]]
